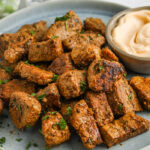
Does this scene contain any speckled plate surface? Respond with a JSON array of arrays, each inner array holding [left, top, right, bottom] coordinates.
[[0, 1, 149, 150]]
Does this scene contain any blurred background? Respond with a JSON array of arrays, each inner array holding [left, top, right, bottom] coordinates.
[[0, 0, 150, 18]]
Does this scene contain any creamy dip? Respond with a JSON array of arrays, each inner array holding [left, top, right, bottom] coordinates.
[[112, 10, 150, 57]]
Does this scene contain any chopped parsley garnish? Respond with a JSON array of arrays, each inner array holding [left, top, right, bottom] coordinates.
[[119, 104, 123, 110], [37, 94, 46, 101], [31, 93, 36, 97], [52, 35, 59, 39], [26, 124, 31, 128], [99, 66, 103, 71], [65, 106, 72, 115], [65, 21, 68, 31], [52, 118, 67, 130], [123, 72, 126, 77], [97, 33, 101, 37], [80, 81, 87, 92], [39, 128, 43, 134], [89, 36, 93, 40], [42, 115, 49, 121], [80, 29, 85, 34], [0, 137, 5, 147], [16, 138, 22, 142], [18, 105, 22, 115], [24, 60, 29, 64], [45, 147, 51, 150], [0, 80, 9, 85], [128, 94, 132, 100], [26, 142, 32, 150], [5, 67, 12, 72], [52, 74, 58, 82], [51, 111, 57, 115], [55, 13, 71, 22], [30, 30, 35, 36]]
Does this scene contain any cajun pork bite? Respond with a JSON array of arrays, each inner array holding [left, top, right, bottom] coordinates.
[[85, 91, 114, 127], [0, 79, 35, 103], [42, 111, 70, 148], [36, 83, 61, 109], [130, 76, 150, 111], [45, 10, 82, 41], [9, 92, 41, 130], [0, 68, 11, 81], [28, 38, 63, 63], [48, 53, 75, 75], [63, 31, 105, 51], [70, 100, 103, 149], [17, 20, 47, 42], [14, 61, 54, 85], [107, 77, 142, 116], [88, 59, 125, 92], [71, 44, 101, 68], [100, 112, 149, 147], [57, 70, 87, 100], [101, 47, 119, 61], [84, 17, 106, 36]]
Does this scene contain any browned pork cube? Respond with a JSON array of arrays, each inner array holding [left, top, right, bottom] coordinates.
[[42, 111, 70, 147], [130, 76, 150, 111], [101, 47, 119, 61], [71, 44, 101, 67], [84, 17, 106, 35], [70, 100, 103, 149], [85, 91, 114, 127], [63, 31, 105, 50], [0, 79, 35, 103], [48, 53, 74, 75], [9, 92, 41, 129], [57, 70, 87, 100], [100, 112, 149, 147], [28, 38, 63, 63], [107, 77, 143, 116], [88, 59, 125, 92], [18, 20, 47, 42], [36, 83, 61, 109], [45, 10, 82, 41], [0, 68, 11, 81], [14, 61, 54, 85]]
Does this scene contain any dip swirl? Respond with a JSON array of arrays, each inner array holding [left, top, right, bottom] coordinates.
[[112, 10, 150, 57]]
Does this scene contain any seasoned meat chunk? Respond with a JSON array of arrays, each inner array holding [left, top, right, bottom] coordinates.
[[0, 79, 35, 102], [14, 61, 54, 85], [45, 10, 82, 41], [63, 31, 105, 50], [101, 47, 119, 61], [48, 53, 74, 75], [100, 112, 149, 147], [9, 92, 41, 130], [18, 20, 47, 42], [28, 38, 63, 63], [36, 83, 61, 109], [0, 68, 11, 81], [42, 111, 70, 147], [57, 70, 87, 100], [85, 91, 114, 127], [70, 100, 103, 149], [71, 44, 101, 67], [107, 77, 142, 116], [84, 17, 106, 35], [88, 59, 125, 92], [130, 76, 150, 111], [0, 99, 4, 115]]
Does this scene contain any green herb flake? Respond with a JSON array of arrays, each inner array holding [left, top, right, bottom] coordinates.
[[18, 105, 22, 115], [51, 111, 57, 115], [52, 74, 58, 82], [31, 93, 36, 97], [39, 129, 43, 134], [99, 66, 103, 71], [0, 137, 5, 147], [97, 33, 101, 37], [65, 21, 68, 31], [123, 73, 126, 77], [26, 124, 31, 128], [65, 106, 72, 115], [16, 138, 22, 142], [119, 104, 123, 110], [128, 94, 132, 100], [37, 94, 46, 101], [0, 80, 9, 85], [80, 30, 85, 34], [89, 36, 93, 40], [30, 30, 35, 36], [45, 147, 51, 150], [58, 118, 67, 130], [42, 115, 49, 121], [5, 67, 12, 72], [52, 35, 59, 39], [26, 142, 32, 150], [80, 81, 87, 92], [24, 60, 29, 64], [55, 13, 71, 22]]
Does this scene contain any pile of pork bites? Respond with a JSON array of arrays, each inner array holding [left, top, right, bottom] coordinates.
[[0, 10, 149, 149]]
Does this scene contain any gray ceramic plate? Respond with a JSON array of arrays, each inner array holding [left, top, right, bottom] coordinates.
[[0, 0, 149, 150]]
